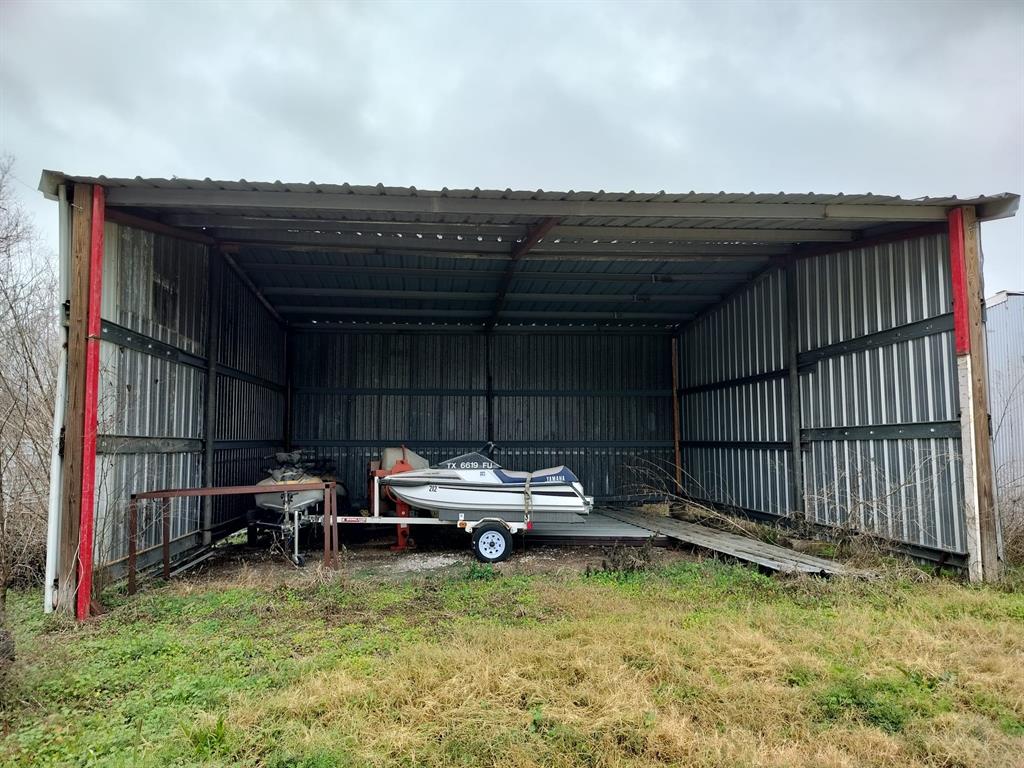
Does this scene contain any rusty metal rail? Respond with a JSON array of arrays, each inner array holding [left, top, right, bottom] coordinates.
[[128, 481, 339, 594]]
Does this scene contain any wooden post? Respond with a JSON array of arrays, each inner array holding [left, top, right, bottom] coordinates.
[[127, 498, 138, 595], [331, 484, 339, 569], [949, 206, 1001, 582], [202, 251, 221, 545], [670, 336, 683, 492], [75, 185, 105, 621], [57, 185, 92, 615], [322, 485, 331, 566], [162, 497, 171, 580], [785, 259, 805, 516]]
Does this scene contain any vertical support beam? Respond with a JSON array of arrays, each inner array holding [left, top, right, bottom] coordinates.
[[322, 486, 331, 566], [127, 497, 138, 596], [75, 185, 104, 621], [670, 336, 683, 492], [949, 206, 1001, 582], [57, 185, 92, 614], [162, 497, 171, 580], [485, 334, 495, 444], [785, 258, 805, 516], [284, 326, 294, 449], [202, 251, 222, 545], [329, 483, 339, 569]]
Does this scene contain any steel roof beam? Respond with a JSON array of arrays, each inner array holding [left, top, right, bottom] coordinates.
[[166, 214, 529, 238], [241, 262, 752, 283], [528, 242, 788, 256], [104, 187, 951, 221], [215, 228, 785, 257], [214, 229, 513, 254], [164, 213, 854, 243], [289, 322, 678, 334], [551, 225, 854, 243], [261, 287, 717, 303], [487, 217, 560, 328], [231, 246, 774, 263], [276, 306, 694, 322]]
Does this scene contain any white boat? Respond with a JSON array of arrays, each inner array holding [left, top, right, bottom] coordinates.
[[381, 450, 593, 522]]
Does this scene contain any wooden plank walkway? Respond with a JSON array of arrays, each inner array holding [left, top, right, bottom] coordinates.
[[600, 508, 855, 576], [529, 512, 669, 545]]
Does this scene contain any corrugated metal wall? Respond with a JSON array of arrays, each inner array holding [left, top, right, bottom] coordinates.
[[211, 262, 287, 527], [680, 269, 791, 515], [95, 223, 208, 571], [986, 293, 1024, 533], [290, 331, 675, 500], [681, 233, 967, 554], [797, 234, 962, 552], [92, 225, 287, 574]]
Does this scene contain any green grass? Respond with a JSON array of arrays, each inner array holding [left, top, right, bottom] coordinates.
[[2, 559, 1022, 767]]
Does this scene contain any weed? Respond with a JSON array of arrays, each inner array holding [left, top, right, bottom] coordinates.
[[182, 714, 230, 758], [814, 669, 952, 733], [464, 562, 498, 581]]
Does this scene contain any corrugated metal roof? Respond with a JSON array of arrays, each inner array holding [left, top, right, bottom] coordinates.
[[38, 171, 1019, 330], [36, 170, 1020, 211]]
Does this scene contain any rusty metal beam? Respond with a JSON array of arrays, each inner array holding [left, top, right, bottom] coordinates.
[[488, 217, 559, 327]]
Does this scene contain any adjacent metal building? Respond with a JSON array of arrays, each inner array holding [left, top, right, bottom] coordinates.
[[986, 291, 1024, 537], [37, 173, 1018, 617]]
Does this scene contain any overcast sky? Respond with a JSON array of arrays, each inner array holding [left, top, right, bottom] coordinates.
[[1, 0, 1021, 290]]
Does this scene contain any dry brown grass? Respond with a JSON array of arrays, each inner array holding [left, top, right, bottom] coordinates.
[[223, 572, 1022, 767], [4, 557, 1022, 768]]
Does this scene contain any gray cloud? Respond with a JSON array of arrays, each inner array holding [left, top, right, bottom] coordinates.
[[1, 0, 1021, 288]]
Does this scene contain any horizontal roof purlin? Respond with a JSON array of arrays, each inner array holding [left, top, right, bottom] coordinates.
[[38, 171, 1019, 330]]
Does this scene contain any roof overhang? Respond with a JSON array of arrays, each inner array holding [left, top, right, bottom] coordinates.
[[39, 171, 1019, 333]]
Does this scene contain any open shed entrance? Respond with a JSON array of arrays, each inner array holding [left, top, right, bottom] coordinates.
[[39, 173, 1019, 615]]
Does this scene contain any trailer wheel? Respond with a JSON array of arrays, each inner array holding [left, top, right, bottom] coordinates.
[[247, 525, 259, 547], [472, 523, 513, 563]]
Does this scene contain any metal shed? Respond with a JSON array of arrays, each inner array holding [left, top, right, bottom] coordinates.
[[37, 172, 1019, 617], [986, 291, 1024, 538]]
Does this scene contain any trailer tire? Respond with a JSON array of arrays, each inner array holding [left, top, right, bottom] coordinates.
[[472, 523, 513, 563], [247, 525, 260, 547]]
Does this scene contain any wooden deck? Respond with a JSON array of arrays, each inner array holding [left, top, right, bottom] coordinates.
[[598, 508, 854, 576]]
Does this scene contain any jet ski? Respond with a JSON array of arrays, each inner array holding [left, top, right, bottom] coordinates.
[[250, 451, 348, 565], [380, 445, 593, 523]]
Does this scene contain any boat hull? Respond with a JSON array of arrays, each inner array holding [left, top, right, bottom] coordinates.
[[387, 481, 588, 516], [254, 475, 324, 512]]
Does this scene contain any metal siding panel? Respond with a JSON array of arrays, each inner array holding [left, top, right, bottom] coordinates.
[[92, 223, 209, 571], [217, 265, 285, 383], [795, 234, 964, 552], [680, 234, 965, 552], [290, 331, 674, 500], [680, 268, 788, 515], [987, 294, 1024, 539]]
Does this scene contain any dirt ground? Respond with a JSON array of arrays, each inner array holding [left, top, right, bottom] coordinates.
[[182, 527, 696, 587]]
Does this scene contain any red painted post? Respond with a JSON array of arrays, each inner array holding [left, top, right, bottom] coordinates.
[[127, 498, 138, 595], [76, 185, 104, 621], [948, 208, 970, 355]]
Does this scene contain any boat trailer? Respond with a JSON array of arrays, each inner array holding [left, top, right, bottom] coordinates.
[[341, 471, 533, 563]]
